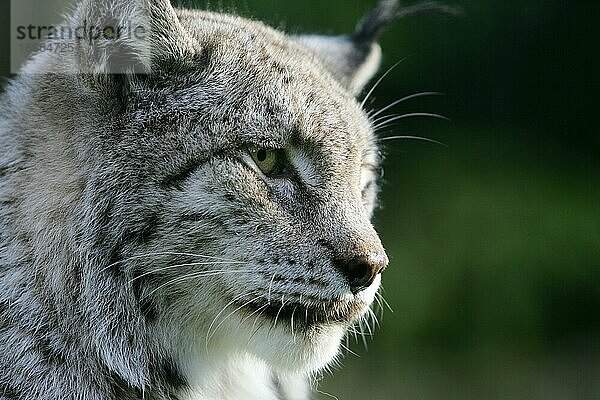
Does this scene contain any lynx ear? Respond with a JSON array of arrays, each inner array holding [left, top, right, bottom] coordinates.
[[295, 0, 461, 96], [295, 35, 382, 96], [72, 0, 196, 77]]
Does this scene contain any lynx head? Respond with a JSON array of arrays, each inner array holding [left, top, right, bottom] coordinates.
[[1, 0, 457, 389]]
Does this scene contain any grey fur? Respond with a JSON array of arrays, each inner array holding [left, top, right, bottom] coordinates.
[[0, 1, 435, 398]]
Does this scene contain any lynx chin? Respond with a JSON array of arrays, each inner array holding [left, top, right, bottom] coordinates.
[[0, 0, 453, 398]]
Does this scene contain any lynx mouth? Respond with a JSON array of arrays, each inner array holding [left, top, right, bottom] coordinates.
[[238, 298, 368, 330]]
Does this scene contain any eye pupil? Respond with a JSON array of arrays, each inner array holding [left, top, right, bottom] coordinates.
[[257, 148, 268, 162], [249, 146, 287, 177]]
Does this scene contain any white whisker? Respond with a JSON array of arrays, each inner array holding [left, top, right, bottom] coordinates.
[[206, 295, 260, 347], [290, 306, 298, 342], [100, 251, 244, 273], [339, 342, 360, 358], [373, 292, 385, 321], [358, 318, 369, 350], [246, 305, 269, 346], [370, 91, 443, 119], [241, 302, 268, 326], [129, 262, 245, 283], [267, 274, 276, 305], [378, 287, 395, 313], [316, 389, 340, 400], [374, 112, 450, 130], [360, 59, 406, 108], [363, 314, 374, 336], [270, 295, 286, 332], [367, 308, 380, 329], [142, 270, 255, 300], [205, 293, 249, 352], [379, 135, 448, 147]]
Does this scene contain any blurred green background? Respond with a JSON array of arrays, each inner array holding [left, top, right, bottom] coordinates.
[[1, 1, 598, 399]]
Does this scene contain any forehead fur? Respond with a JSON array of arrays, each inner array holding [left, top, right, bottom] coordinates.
[[160, 9, 376, 150]]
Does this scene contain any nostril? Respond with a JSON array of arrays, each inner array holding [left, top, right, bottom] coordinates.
[[347, 260, 374, 292], [341, 253, 388, 294]]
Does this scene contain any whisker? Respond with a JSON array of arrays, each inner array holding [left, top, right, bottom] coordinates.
[[206, 295, 260, 347], [373, 293, 385, 321], [367, 308, 380, 329], [347, 327, 362, 335], [358, 318, 369, 350], [267, 274, 276, 305], [370, 91, 443, 119], [373, 292, 384, 311], [374, 112, 450, 129], [129, 262, 245, 283], [378, 288, 395, 313], [345, 334, 350, 356], [361, 59, 406, 108], [379, 135, 448, 148], [351, 321, 359, 343], [240, 302, 268, 325], [316, 389, 340, 400], [323, 303, 331, 326], [142, 270, 255, 300], [363, 313, 374, 336], [246, 305, 269, 346], [270, 295, 286, 332], [100, 251, 243, 273], [205, 293, 249, 351], [290, 306, 298, 342], [339, 342, 360, 358], [305, 302, 309, 324]]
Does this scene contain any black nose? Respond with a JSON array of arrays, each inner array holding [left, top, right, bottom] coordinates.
[[338, 253, 388, 294]]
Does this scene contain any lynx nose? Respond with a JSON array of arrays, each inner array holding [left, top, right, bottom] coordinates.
[[340, 252, 389, 294]]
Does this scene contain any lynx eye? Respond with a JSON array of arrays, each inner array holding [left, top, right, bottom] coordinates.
[[249, 146, 288, 177]]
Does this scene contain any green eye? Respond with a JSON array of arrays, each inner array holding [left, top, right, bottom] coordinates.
[[249, 146, 286, 176]]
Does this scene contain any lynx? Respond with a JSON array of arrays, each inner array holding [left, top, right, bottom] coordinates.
[[0, 0, 454, 398]]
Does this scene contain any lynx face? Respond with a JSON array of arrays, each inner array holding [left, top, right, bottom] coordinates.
[[0, 0, 414, 397], [118, 10, 389, 374]]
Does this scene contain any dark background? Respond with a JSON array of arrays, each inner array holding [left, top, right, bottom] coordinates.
[[1, 1, 599, 399]]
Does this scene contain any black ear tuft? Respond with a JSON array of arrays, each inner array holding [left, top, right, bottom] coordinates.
[[295, 1, 462, 96], [353, 0, 463, 44]]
